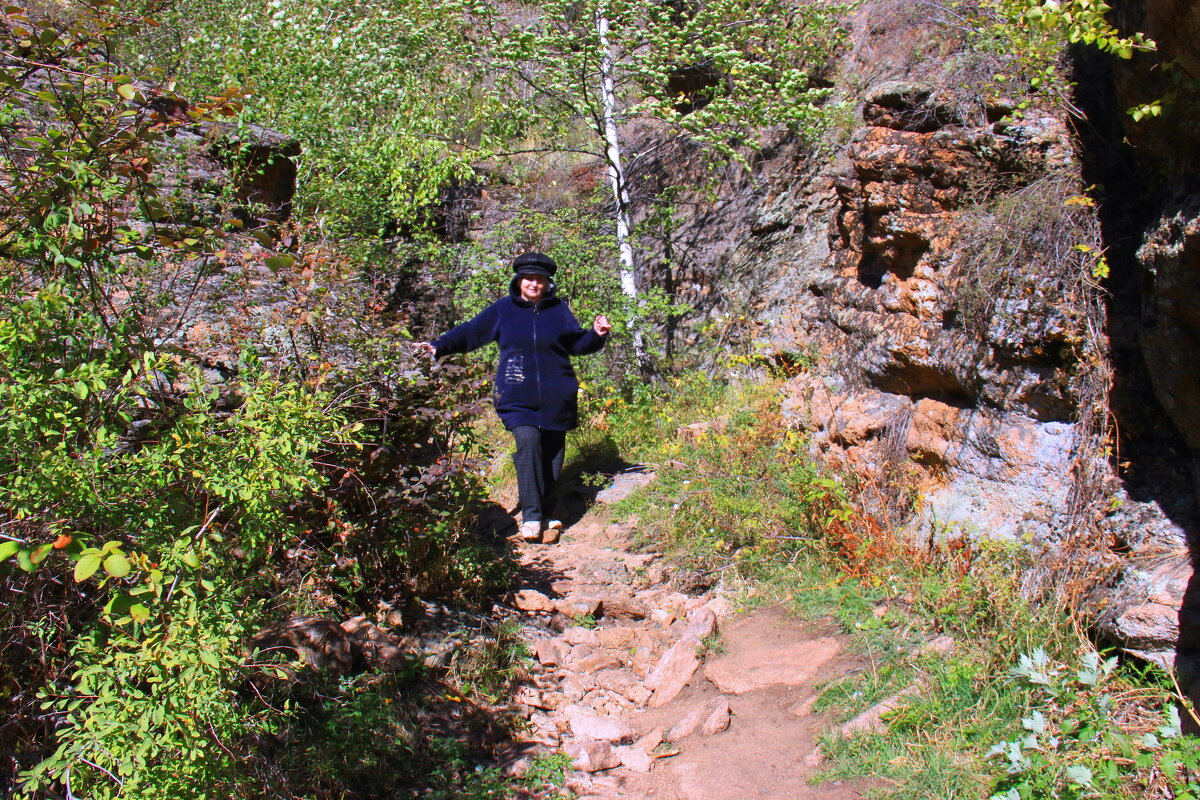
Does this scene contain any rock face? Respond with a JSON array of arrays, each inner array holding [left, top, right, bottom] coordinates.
[[753, 82, 1103, 548], [616, 0, 1199, 669]]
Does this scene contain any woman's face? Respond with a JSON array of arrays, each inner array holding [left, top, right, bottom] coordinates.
[[519, 274, 548, 303]]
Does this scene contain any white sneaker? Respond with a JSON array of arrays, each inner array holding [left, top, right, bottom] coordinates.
[[518, 520, 542, 542], [545, 519, 563, 531]]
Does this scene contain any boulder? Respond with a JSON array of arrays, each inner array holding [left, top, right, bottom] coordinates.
[[650, 608, 677, 628], [250, 616, 360, 674], [563, 626, 602, 646], [615, 744, 654, 773], [595, 470, 657, 504], [840, 685, 920, 736], [699, 696, 732, 735], [513, 589, 555, 612], [645, 639, 701, 707], [338, 615, 406, 668], [683, 606, 718, 641], [565, 740, 621, 773], [597, 627, 636, 650], [594, 669, 653, 705], [598, 595, 650, 620], [564, 705, 637, 743], [535, 639, 567, 668], [704, 637, 841, 694], [557, 597, 603, 620], [575, 651, 623, 674], [665, 702, 707, 742]]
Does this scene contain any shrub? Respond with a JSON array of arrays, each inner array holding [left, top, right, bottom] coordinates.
[[0, 5, 508, 796], [987, 650, 1199, 799]]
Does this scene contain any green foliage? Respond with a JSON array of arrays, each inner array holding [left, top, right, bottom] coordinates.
[[519, 751, 574, 797], [960, 0, 1154, 111], [486, 0, 850, 155], [308, 319, 511, 606], [448, 618, 530, 703], [595, 375, 863, 578], [696, 632, 727, 659], [0, 279, 345, 797], [142, 0, 522, 235], [0, 282, 341, 557], [21, 588, 264, 799], [987, 650, 1199, 799], [452, 208, 626, 326], [141, 0, 852, 258], [1015, 0, 1152, 59], [0, 5, 512, 797]]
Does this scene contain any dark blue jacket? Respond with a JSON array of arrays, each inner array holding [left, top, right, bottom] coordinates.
[[432, 280, 608, 431]]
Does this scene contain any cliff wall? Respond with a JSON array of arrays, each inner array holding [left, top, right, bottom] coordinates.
[[624, 0, 1198, 675]]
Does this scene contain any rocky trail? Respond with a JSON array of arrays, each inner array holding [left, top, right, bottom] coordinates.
[[494, 472, 887, 800]]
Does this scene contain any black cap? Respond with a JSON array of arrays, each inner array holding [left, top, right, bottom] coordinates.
[[512, 251, 557, 277]]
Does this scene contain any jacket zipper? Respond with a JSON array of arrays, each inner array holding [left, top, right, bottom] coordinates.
[[533, 303, 542, 422]]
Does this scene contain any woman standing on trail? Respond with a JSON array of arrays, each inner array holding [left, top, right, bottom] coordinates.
[[421, 252, 612, 543]]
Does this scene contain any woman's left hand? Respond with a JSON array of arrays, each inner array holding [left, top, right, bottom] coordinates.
[[593, 315, 612, 336]]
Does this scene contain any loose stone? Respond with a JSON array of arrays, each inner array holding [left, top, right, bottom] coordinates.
[[564, 705, 638, 743], [565, 740, 621, 773], [513, 589, 555, 612], [535, 639, 566, 667]]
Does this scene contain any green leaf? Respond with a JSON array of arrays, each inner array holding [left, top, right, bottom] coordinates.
[[15, 550, 34, 572], [29, 542, 52, 565], [74, 552, 102, 582], [1065, 765, 1094, 787], [116, 83, 140, 102], [264, 254, 296, 271], [103, 552, 131, 578], [104, 593, 135, 617], [129, 603, 151, 623], [0, 540, 20, 562]]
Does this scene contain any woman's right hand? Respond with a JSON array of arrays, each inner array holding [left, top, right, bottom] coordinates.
[[415, 342, 436, 357]]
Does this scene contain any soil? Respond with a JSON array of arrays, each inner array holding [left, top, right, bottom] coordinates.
[[496, 475, 884, 800]]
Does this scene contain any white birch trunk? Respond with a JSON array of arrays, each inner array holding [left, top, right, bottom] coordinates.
[[596, 5, 646, 361]]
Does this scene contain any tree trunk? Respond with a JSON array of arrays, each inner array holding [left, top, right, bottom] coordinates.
[[596, 5, 647, 362]]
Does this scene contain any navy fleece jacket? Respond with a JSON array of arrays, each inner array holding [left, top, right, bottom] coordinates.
[[432, 279, 609, 431]]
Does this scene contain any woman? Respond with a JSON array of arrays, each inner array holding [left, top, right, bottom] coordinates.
[[422, 252, 612, 542]]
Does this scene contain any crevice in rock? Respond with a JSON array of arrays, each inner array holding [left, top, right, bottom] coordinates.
[[1071, 45, 1199, 532]]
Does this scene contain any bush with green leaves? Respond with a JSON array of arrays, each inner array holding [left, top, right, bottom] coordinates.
[[0, 4, 506, 796], [987, 650, 1199, 799], [137, 0, 525, 236], [0, 280, 348, 797], [939, 0, 1155, 114]]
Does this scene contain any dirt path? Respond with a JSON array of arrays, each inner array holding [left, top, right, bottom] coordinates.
[[497, 475, 882, 800]]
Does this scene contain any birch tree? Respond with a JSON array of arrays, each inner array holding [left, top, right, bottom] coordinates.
[[483, 0, 847, 358]]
